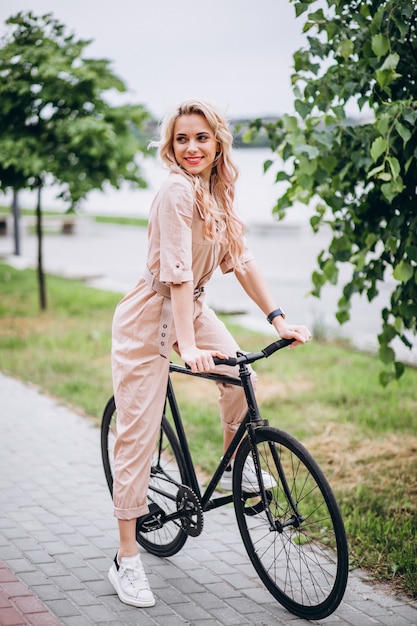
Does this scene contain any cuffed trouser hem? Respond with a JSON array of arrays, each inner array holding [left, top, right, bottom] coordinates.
[[114, 503, 150, 520]]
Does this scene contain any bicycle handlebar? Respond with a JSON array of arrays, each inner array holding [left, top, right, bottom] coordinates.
[[213, 337, 294, 367]]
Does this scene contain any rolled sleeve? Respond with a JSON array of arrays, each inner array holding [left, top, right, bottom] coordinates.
[[220, 240, 255, 274], [159, 178, 195, 284]]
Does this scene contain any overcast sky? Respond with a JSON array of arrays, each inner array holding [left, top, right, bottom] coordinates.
[[0, 0, 308, 120]]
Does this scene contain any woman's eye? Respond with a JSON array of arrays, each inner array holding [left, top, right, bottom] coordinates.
[[198, 135, 209, 141]]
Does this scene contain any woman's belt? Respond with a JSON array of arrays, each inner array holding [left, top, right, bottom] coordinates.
[[143, 267, 204, 358]]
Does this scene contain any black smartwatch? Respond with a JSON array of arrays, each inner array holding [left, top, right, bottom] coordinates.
[[267, 308, 286, 324]]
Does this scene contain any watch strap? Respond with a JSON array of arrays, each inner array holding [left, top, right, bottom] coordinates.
[[267, 308, 286, 324]]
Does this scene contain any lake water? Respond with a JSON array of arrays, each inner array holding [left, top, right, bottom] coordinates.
[[4, 148, 311, 227], [2, 148, 416, 366]]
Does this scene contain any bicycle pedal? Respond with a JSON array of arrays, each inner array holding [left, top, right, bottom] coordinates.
[[136, 503, 165, 533]]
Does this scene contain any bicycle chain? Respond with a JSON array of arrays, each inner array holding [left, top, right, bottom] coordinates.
[[176, 485, 204, 537]]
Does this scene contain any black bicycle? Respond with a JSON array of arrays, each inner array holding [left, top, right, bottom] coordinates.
[[101, 338, 349, 620]]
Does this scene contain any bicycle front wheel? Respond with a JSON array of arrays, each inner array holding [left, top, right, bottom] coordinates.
[[233, 426, 348, 620], [100, 396, 189, 557]]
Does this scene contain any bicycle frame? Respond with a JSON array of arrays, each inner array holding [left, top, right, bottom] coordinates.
[[102, 336, 349, 619], [166, 359, 269, 513]]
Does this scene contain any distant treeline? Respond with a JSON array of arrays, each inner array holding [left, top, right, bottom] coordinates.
[[141, 115, 363, 150], [140, 117, 276, 149]]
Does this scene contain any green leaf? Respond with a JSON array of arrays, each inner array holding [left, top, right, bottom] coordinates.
[[294, 143, 320, 159], [379, 370, 395, 387], [281, 114, 299, 132], [378, 324, 397, 344], [405, 156, 414, 173], [323, 259, 338, 284], [393, 260, 414, 282], [380, 53, 400, 72], [379, 344, 395, 364], [365, 233, 378, 247], [405, 245, 417, 262], [376, 116, 390, 135], [310, 215, 321, 232], [372, 34, 390, 58], [242, 129, 256, 144], [263, 159, 273, 173], [275, 194, 292, 213], [337, 295, 351, 312], [394, 361, 405, 379], [350, 251, 366, 271], [376, 67, 401, 89], [370, 137, 387, 161], [386, 236, 398, 253], [295, 2, 310, 18], [338, 39, 354, 60], [393, 317, 404, 333], [367, 163, 385, 178], [296, 172, 313, 190], [294, 99, 311, 119], [336, 310, 350, 324], [394, 121, 411, 146], [381, 179, 404, 202], [387, 156, 401, 180], [311, 270, 326, 295], [329, 235, 352, 262], [298, 154, 317, 175]]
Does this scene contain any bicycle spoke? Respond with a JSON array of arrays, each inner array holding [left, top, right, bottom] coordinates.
[[233, 427, 348, 620], [101, 398, 189, 558]]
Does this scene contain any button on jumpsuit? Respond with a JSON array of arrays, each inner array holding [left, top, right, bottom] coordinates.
[[111, 173, 256, 520]]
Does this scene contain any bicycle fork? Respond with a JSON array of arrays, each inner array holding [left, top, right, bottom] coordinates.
[[246, 424, 305, 533]]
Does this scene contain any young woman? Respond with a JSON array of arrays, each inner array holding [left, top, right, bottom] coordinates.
[[108, 99, 312, 608]]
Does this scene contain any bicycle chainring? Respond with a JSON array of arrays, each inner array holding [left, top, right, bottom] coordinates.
[[176, 485, 204, 537]]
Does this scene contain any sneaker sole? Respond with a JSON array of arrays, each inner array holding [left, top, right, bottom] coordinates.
[[108, 566, 156, 608]]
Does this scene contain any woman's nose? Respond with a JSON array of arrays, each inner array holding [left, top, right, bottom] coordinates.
[[187, 139, 197, 153]]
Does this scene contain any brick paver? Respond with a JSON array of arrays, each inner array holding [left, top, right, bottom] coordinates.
[[0, 561, 61, 625], [1, 371, 416, 625]]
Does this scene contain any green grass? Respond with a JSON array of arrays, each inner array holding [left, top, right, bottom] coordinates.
[[0, 262, 416, 598], [0, 206, 148, 228], [94, 215, 148, 227]]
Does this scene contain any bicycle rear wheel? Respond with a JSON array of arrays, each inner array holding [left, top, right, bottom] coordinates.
[[233, 426, 348, 620], [100, 396, 189, 557]]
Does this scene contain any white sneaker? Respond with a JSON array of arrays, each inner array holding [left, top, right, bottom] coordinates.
[[108, 552, 155, 608], [220, 457, 277, 492]]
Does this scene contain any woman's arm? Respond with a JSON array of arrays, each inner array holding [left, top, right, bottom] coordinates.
[[170, 281, 226, 371], [235, 259, 312, 346]]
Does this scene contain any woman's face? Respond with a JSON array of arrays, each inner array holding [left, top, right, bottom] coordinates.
[[173, 113, 219, 181]]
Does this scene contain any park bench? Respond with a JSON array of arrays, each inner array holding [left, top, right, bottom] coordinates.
[[24, 214, 77, 235]]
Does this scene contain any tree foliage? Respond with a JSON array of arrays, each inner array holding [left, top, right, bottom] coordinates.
[[252, 0, 417, 384], [0, 11, 152, 308]]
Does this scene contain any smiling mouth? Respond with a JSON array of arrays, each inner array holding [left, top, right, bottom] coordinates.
[[185, 157, 203, 164]]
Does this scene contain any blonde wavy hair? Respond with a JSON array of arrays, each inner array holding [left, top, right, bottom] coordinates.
[[154, 99, 247, 271]]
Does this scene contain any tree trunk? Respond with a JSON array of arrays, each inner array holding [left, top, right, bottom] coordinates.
[[36, 184, 47, 310], [12, 190, 21, 256]]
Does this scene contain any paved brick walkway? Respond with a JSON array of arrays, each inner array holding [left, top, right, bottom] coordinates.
[[1, 371, 417, 625], [0, 561, 61, 625]]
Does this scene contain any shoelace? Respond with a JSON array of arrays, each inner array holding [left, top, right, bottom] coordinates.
[[123, 562, 150, 591]]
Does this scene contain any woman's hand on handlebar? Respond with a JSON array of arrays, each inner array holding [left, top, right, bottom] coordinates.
[[181, 346, 228, 373], [273, 318, 312, 348]]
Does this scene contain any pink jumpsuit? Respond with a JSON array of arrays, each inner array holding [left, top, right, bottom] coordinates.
[[111, 173, 256, 520]]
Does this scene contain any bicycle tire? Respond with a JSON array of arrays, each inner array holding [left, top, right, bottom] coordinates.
[[100, 396, 189, 557], [233, 426, 348, 620]]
